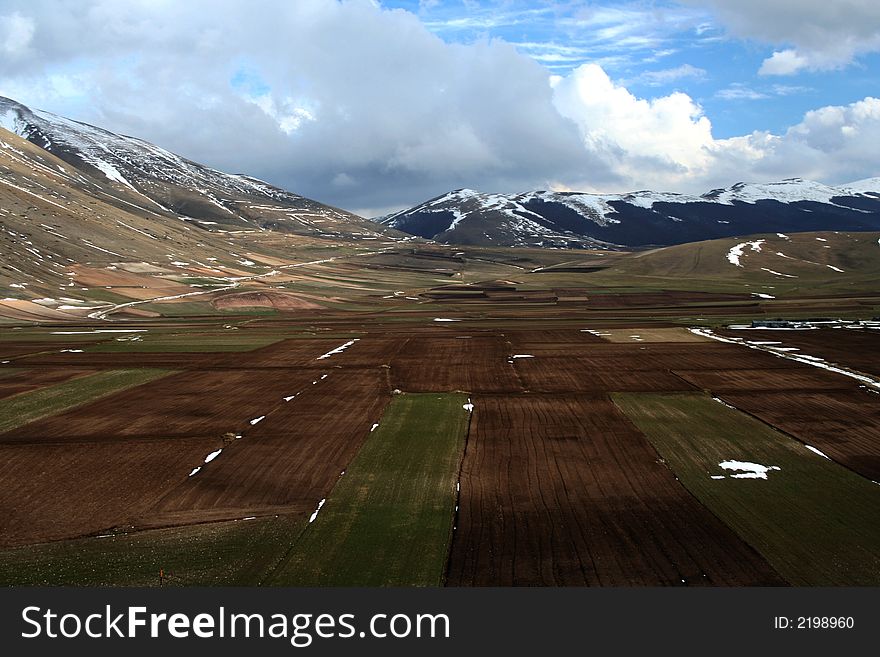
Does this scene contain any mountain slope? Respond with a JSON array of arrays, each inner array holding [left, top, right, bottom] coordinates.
[[0, 95, 398, 240], [0, 100, 409, 321], [380, 181, 880, 249]]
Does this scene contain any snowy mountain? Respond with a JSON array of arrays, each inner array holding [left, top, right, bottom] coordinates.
[[0, 95, 396, 239], [379, 179, 880, 249]]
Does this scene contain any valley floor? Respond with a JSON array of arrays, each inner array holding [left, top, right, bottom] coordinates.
[[2, 278, 880, 586]]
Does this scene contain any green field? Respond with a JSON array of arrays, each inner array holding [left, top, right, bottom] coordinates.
[[267, 393, 470, 586], [0, 369, 172, 433], [613, 393, 880, 585], [0, 515, 303, 586]]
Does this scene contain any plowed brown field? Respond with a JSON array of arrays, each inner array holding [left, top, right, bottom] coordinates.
[[0, 437, 219, 547], [675, 367, 858, 392], [717, 328, 880, 377], [0, 369, 322, 442], [143, 368, 390, 525], [446, 394, 784, 586], [514, 356, 697, 393], [391, 335, 523, 392]]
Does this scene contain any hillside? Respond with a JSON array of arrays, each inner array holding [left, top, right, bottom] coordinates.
[[0, 116, 407, 321], [0, 96, 401, 239], [573, 230, 880, 297]]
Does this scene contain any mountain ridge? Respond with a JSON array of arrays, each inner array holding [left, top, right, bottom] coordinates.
[[379, 178, 880, 249], [0, 95, 399, 240]]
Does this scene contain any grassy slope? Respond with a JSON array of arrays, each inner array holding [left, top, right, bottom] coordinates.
[[0, 368, 172, 433], [582, 231, 880, 296], [0, 516, 303, 586], [267, 393, 470, 586], [613, 393, 880, 585]]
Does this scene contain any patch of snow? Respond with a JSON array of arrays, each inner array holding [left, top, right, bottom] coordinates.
[[719, 460, 780, 480], [188, 467, 201, 477], [827, 265, 845, 272], [727, 239, 764, 267], [805, 445, 831, 460], [433, 318, 461, 322], [316, 338, 359, 360], [204, 449, 222, 464], [50, 329, 147, 334], [694, 326, 880, 390], [370, 423, 380, 432], [752, 293, 776, 299], [308, 498, 326, 523], [249, 415, 265, 425], [760, 268, 797, 278]]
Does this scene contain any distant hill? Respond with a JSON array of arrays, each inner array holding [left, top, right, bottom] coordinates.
[[378, 181, 880, 249], [568, 230, 880, 297]]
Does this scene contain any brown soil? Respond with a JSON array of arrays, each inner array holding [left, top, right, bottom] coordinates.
[[514, 356, 697, 393], [390, 335, 523, 393], [142, 368, 390, 526], [211, 290, 322, 311], [0, 300, 80, 322], [0, 368, 323, 443], [446, 394, 785, 586], [0, 437, 219, 547], [717, 328, 880, 378], [675, 367, 859, 392]]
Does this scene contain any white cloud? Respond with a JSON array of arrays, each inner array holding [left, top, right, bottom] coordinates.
[[0, 11, 34, 56], [553, 64, 715, 190], [636, 63, 707, 86], [713, 97, 880, 183], [554, 62, 880, 192], [686, 0, 880, 74], [715, 84, 768, 100], [0, 0, 876, 213], [758, 49, 811, 76]]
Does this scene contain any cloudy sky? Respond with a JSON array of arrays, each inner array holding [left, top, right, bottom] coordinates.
[[0, 0, 878, 216]]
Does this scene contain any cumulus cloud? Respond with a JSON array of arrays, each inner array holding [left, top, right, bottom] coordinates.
[[554, 64, 880, 191], [686, 0, 880, 74], [0, 0, 876, 214], [553, 64, 715, 190]]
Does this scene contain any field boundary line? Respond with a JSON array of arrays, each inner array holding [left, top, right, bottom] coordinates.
[[443, 392, 474, 586]]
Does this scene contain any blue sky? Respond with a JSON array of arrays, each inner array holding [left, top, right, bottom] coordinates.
[[0, 0, 878, 214], [382, 0, 878, 139]]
